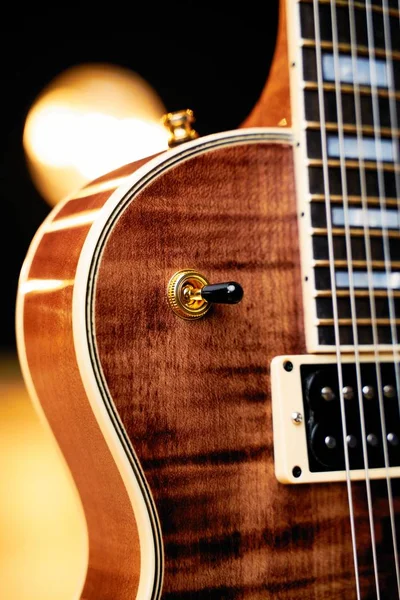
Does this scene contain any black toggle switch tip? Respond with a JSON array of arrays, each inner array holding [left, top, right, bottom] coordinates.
[[200, 282, 244, 304]]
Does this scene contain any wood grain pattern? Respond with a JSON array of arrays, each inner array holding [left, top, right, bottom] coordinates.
[[92, 141, 400, 598], [242, 0, 291, 128], [20, 160, 151, 600], [18, 0, 400, 594]]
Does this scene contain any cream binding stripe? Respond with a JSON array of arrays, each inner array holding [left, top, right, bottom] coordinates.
[[288, 0, 323, 353], [16, 169, 160, 599], [73, 127, 293, 599]]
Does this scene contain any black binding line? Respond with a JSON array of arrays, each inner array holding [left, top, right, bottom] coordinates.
[[84, 130, 293, 599]]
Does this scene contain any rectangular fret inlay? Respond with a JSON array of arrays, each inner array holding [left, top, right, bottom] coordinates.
[[332, 206, 400, 229], [322, 54, 390, 87], [336, 271, 400, 290], [327, 135, 395, 161]]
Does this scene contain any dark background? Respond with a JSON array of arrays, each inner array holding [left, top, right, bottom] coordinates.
[[0, 5, 279, 351]]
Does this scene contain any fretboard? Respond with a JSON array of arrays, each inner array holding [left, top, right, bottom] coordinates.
[[291, 0, 400, 350]]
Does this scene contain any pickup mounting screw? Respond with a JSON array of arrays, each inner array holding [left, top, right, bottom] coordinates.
[[291, 412, 303, 425], [292, 466, 302, 478]]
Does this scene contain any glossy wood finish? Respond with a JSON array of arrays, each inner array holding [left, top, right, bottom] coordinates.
[[18, 0, 400, 596], [242, 0, 291, 128], [92, 141, 400, 598], [20, 164, 147, 600]]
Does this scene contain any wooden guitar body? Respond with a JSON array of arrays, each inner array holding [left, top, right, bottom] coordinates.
[[16, 0, 400, 597], [16, 130, 398, 598]]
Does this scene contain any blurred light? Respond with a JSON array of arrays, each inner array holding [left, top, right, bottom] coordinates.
[[23, 63, 169, 206], [0, 355, 87, 599]]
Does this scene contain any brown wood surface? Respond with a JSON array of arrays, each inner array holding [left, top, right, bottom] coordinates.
[[21, 160, 150, 600], [19, 0, 400, 594], [242, 0, 291, 128], [92, 141, 400, 598]]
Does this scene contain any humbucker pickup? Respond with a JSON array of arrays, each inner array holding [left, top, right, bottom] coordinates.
[[271, 354, 400, 484]]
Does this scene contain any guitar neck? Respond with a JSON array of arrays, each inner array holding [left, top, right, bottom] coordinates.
[[247, 0, 400, 353]]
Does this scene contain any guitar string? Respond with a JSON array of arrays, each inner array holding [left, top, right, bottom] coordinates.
[[311, 1, 361, 596], [330, 2, 381, 597], [382, 0, 400, 431], [374, 0, 400, 591], [381, 0, 400, 589], [352, 0, 400, 593]]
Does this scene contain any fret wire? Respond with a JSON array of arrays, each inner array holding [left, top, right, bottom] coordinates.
[[303, 81, 400, 99], [312, 0, 361, 595], [299, 0, 400, 18], [384, 0, 400, 399], [317, 318, 400, 325], [312, 227, 400, 238], [308, 158, 399, 170], [310, 194, 399, 206], [314, 259, 400, 268], [382, 0, 400, 586], [306, 121, 400, 136], [315, 289, 400, 298], [302, 38, 400, 60]]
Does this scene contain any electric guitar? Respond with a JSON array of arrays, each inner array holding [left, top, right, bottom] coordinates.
[[16, 0, 400, 597]]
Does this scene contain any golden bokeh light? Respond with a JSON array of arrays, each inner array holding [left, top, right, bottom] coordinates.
[[23, 63, 169, 206], [0, 356, 88, 599]]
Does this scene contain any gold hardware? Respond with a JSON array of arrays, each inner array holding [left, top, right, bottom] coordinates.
[[161, 109, 199, 148], [167, 269, 211, 320]]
